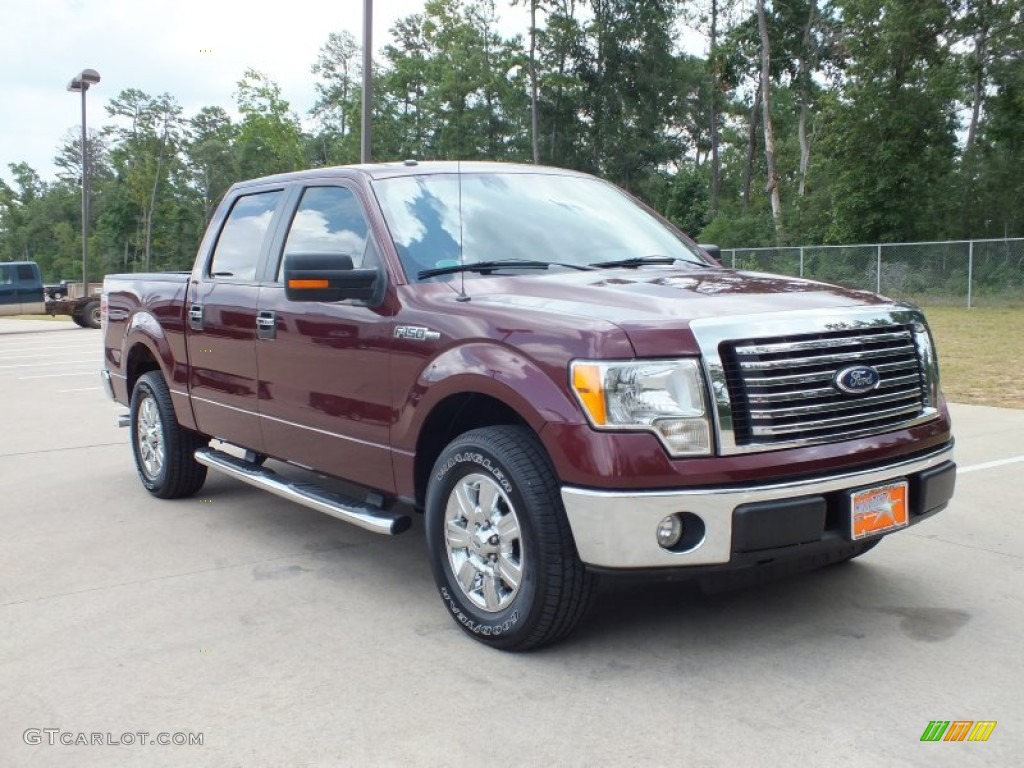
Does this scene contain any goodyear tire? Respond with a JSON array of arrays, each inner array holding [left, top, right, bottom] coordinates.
[[425, 426, 595, 651], [130, 371, 208, 499]]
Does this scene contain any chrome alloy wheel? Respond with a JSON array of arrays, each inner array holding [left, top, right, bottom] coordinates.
[[137, 394, 165, 479], [444, 473, 524, 613]]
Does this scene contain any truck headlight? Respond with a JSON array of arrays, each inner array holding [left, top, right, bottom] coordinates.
[[570, 359, 712, 456]]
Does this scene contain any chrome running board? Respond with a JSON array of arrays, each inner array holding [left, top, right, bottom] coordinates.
[[194, 447, 411, 535]]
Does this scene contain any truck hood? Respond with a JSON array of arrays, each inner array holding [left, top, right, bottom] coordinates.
[[469, 266, 897, 356]]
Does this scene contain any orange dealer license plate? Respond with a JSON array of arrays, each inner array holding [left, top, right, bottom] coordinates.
[[849, 481, 909, 540]]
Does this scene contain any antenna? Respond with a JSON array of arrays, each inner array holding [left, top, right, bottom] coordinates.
[[456, 159, 470, 302]]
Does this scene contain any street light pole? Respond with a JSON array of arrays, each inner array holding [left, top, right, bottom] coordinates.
[[361, 0, 372, 163], [67, 68, 100, 301]]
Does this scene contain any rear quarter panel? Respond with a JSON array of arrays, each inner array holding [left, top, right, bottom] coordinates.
[[103, 274, 195, 430]]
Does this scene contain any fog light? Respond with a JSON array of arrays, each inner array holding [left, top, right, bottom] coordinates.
[[656, 514, 683, 549]]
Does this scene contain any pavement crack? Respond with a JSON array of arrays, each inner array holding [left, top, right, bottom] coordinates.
[[0, 441, 126, 458]]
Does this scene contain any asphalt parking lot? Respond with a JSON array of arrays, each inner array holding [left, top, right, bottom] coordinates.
[[1, 318, 1022, 767]]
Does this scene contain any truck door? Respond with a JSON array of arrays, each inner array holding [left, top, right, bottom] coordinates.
[[0, 264, 17, 316], [186, 187, 286, 451], [255, 183, 396, 492], [15, 263, 45, 314]]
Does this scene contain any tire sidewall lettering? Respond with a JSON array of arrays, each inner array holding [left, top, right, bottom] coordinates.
[[434, 451, 513, 497], [440, 586, 519, 636]]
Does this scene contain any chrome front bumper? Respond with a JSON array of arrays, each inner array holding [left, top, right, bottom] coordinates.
[[560, 445, 955, 569]]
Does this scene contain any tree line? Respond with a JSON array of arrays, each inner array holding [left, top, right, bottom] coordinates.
[[1, 0, 1021, 282]]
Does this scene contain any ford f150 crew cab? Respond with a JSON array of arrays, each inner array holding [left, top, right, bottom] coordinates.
[[102, 162, 956, 650]]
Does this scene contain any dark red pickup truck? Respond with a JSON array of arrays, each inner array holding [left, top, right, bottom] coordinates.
[[102, 162, 955, 650]]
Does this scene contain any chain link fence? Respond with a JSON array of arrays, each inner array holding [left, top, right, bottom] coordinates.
[[720, 238, 1024, 307]]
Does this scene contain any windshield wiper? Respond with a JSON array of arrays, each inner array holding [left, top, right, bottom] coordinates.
[[418, 259, 594, 279], [589, 255, 713, 269]]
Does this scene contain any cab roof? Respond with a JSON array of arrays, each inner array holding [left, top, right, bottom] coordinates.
[[232, 161, 592, 190]]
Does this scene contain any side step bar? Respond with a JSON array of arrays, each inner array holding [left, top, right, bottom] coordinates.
[[194, 447, 411, 535]]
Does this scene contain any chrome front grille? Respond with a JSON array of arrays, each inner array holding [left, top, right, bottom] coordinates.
[[721, 326, 926, 445]]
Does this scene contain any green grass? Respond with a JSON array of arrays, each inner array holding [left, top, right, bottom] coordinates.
[[924, 307, 1024, 409]]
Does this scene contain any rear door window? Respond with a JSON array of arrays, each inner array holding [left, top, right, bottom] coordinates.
[[16, 265, 36, 283], [208, 191, 283, 281]]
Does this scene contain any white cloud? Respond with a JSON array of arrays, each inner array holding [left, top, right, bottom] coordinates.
[[1, 0, 524, 183]]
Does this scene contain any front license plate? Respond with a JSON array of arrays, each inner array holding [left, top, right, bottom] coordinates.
[[849, 481, 909, 540]]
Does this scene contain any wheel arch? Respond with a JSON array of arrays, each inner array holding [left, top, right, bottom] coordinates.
[[395, 343, 583, 508], [122, 311, 199, 432], [412, 391, 535, 509], [126, 342, 161, 400]]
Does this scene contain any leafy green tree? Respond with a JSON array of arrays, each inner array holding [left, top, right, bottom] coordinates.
[[234, 69, 304, 178], [580, 0, 685, 191], [185, 107, 238, 221], [309, 31, 363, 166], [104, 89, 185, 269], [820, 0, 960, 243], [379, 0, 528, 160]]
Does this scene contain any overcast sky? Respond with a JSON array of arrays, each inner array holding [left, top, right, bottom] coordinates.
[[2, 0, 703, 187], [0, 0, 530, 184]]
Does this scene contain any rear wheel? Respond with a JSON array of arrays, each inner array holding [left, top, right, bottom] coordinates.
[[425, 426, 595, 651], [82, 299, 101, 329], [130, 371, 208, 498]]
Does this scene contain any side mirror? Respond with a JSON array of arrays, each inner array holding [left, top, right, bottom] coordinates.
[[699, 243, 722, 263], [283, 253, 380, 303]]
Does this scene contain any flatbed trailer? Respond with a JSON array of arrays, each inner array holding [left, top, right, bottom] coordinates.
[[1, 261, 101, 328]]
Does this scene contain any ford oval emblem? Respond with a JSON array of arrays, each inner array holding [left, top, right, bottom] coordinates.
[[834, 365, 881, 395]]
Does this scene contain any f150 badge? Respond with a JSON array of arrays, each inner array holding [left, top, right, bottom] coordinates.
[[394, 326, 441, 341]]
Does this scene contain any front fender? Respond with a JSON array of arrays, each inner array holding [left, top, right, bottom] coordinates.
[[392, 342, 584, 454]]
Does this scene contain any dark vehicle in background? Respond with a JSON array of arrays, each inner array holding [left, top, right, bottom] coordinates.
[[44, 279, 76, 300], [0, 261, 101, 328], [101, 162, 956, 650]]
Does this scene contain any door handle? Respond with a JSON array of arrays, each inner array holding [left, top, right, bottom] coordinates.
[[188, 304, 204, 330], [257, 310, 276, 340]]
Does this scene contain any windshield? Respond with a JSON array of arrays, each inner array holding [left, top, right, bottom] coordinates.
[[371, 172, 706, 280]]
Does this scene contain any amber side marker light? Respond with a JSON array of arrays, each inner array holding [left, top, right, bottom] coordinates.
[[288, 279, 330, 290], [572, 363, 607, 426]]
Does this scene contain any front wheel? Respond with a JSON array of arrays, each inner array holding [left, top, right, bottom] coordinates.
[[130, 371, 208, 498], [425, 426, 595, 651]]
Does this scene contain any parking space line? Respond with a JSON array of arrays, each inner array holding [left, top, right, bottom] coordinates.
[[0, 339, 91, 348], [959, 455, 1024, 474], [0, 345, 91, 354], [0, 350, 97, 359], [17, 371, 97, 380], [0, 359, 99, 369], [59, 387, 103, 393]]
